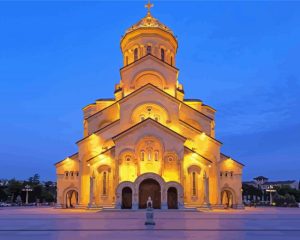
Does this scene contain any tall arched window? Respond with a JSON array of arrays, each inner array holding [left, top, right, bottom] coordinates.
[[192, 172, 196, 196], [161, 49, 165, 61], [146, 46, 151, 55], [102, 172, 107, 195], [134, 48, 138, 61], [126, 56, 129, 65], [148, 150, 152, 161], [140, 151, 145, 161], [170, 56, 173, 66], [154, 150, 159, 161]]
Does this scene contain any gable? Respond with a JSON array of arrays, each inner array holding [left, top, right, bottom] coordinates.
[[112, 118, 186, 157], [219, 153, 244, 171]]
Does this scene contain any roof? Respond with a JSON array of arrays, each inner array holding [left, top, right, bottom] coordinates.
[[184, 146, 212, 164], [54, 152, 78, 166], [86, 146, 115, 163], [179, 119, 222, 145], [78, 83, 221, 145], [76, 120, 120, 144], [221, 153, 244, 167], [86, 83, 213, 122], [125, 12, 174, 36], [96, 98, 115, 102], [184, 99, 202, 102]]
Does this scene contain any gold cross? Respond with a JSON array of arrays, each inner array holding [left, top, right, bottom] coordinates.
[[145, 0, 154, 15]]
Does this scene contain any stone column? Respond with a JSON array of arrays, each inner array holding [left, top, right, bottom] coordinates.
[[203, 173, 211, 208], [88, 174, 96, 208]]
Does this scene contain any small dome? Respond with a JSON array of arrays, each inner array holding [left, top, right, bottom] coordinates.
[[125, 13, 174, 36]]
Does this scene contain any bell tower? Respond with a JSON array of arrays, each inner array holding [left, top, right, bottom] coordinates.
[[114, 2, 184, 101]]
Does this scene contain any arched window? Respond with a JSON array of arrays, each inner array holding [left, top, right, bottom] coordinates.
[[126, 56, 129, 65], [65, 171, 69, 177], [134, 48, 138, 61], [154, 150, 159, 161], [170, 56, 173, 66], [146, 46, 151, 55], [161, 49, 165, 61], [192, 172, 196, 196], [70, 171, 74, 177], [140, 151, 145, 161], [148, 150, 152, 161], [102, 172, 107, 195]]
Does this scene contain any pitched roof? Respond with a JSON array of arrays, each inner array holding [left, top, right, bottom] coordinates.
[[184, 146, 212, 164], [220, 153, 244, 167], [54, 152, 78, 166], [86, 146, 115, 163], [85, 83, 213, 121]]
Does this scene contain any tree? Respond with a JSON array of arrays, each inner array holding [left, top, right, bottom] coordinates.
[[6, 179, 23, 202], [0, 187, 7, 202], [242, 184, 262, 200], [28, 174, 40, 186]]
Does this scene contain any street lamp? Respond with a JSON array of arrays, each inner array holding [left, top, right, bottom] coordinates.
[[266, 185, 276, 206], [22, 185, 33, 205]]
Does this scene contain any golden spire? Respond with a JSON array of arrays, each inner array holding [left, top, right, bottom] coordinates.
[[145, 0, 154, 16]]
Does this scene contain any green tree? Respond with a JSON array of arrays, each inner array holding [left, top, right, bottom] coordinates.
[[6, 179, 23, 202], [28, 174, 40, 186], [0, 187, 7, 201]]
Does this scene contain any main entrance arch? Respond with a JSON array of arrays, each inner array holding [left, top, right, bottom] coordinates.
[[116, 173, 184, 209], [139, 179, 161, 209], [65, 189, 78, 208]]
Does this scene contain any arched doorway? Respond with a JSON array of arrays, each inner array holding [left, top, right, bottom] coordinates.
[[122, 187, 132, 209], [167, 187, 178, 209], [139, 179, 161, 209], [66, 190, 78, 208], [221, 190, 234, 208]]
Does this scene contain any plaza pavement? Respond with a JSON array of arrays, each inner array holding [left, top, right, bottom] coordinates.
[[0, 207, 300, 240]]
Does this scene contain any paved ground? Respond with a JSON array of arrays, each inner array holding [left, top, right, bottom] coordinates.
[[0, 207, 300, 240]]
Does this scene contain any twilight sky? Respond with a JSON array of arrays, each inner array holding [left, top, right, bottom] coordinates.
[[0, 1, 299, 181]]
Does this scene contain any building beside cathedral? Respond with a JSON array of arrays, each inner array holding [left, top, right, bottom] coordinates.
[[55, 4, 244, 210]]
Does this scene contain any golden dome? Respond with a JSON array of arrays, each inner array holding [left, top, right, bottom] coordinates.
[[125, 12, 174, 36]]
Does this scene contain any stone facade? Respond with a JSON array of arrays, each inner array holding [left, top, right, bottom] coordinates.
[[55, 6, 244, 210]]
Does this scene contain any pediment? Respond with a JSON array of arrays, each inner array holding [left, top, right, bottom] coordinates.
[[112, 118, 186, 143]]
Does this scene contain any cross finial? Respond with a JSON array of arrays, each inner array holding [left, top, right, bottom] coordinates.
[[145, 0, 154, 16]]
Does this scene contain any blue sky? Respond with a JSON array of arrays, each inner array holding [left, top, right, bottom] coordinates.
[[0, 1, 299, 181]]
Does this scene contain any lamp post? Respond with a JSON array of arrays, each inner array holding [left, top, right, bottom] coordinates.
[[22, 185, 33, 205], [266, 185, 276, 205]]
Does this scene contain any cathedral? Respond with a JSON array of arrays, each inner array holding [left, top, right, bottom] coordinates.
[[55, 3, 244, 210]]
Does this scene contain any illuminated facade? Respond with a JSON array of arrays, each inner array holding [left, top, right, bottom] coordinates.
[[55, 4, 244, 210]]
